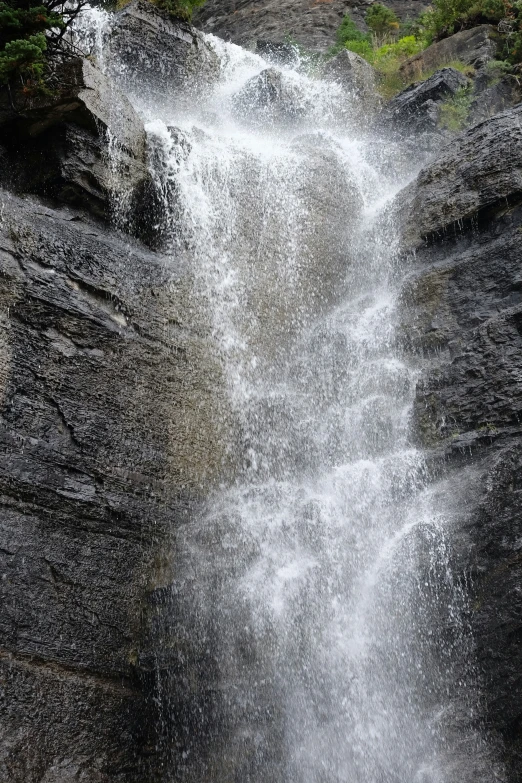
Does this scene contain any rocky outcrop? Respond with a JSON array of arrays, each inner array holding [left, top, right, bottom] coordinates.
[[322, 49, 381, 112], [107, 0, 219, 104], [0, 58, 153, 234], [399, 104, 522, 247], [380, 67, 469, 134], [194, 0, 429, 51], [469, 74, 522, 124], [232, 68, 309, 127], [399, 24, 500, 82], [0, 186, 230, 780], [397, 103, 522, 778]]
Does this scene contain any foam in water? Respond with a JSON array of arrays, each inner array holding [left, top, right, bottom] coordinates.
[[75, 10, 501, 782]]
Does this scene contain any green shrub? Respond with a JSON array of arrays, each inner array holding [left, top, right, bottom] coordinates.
[[336, 13, 368, 46], [366, 3, 400, 36], [438, 84, 473, 129], [418, 0, 522, 62], [372, 34, 423, 62], [344, 38, 374, 58]]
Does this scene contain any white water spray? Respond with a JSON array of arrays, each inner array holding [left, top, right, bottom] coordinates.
[[77, 11, 498, 781]]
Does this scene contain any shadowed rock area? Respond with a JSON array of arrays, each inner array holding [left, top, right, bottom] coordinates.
[[0, 187, 230, 780], [398, 104, 522, 779]]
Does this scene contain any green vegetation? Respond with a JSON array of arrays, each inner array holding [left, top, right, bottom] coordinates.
[[0, 1, 72, 92], [366, 3, 400, 36], [438, 84, 473, 128], [1, 0, 207, 93], [331, 5, 430, 96], [332, 0, 520, 99]]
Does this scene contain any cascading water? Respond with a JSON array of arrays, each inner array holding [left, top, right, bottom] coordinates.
[[77, 11, 500, 782]]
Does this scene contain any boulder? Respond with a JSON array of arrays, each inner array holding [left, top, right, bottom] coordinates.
[[0, 58, 153, 230], [322, 49, 382, 112], [232, 68, 308, 127], [397, 103, 522, 248], [399, 25, 500, 82], [380, 67, 469, 134], [107, 0, 219, 105], [468, 74, 522, 124]]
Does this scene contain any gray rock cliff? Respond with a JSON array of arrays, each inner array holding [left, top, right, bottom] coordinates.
[[0, 187, 231, 781], [398, 104, 522, 779], [194, 0, 429, 51]]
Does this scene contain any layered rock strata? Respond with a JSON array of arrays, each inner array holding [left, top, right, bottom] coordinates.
[[0, 7, 232, 780], [398, 104, 522, 779], [0, 187, 232, 781]]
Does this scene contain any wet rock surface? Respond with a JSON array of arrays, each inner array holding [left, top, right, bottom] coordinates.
[[322, 49, 381, 112], [469, 74, 522, 124], [398, 104, 522, 246], [0, 191, 227, 781], [232, 68, 307, 126], [107, 0, 219, 105], [0, 58, 153, 234], [398, 103, 522, 778]]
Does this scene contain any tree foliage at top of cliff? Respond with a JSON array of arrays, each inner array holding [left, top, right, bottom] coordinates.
[[0, 0, 87, 92]]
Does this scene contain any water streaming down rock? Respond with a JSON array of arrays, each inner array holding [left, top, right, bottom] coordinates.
[[77, 11, 499, 781]]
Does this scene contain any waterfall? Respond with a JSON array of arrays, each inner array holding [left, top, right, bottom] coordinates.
[[77, 11, 497, 782]]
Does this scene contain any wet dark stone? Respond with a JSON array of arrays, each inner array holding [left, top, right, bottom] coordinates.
[[380, 67, 470, 134], [397, 103, 522, 781], [0, 190, 210, 782]]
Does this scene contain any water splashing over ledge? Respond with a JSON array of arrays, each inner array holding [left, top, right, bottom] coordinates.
[[77, 10, 499, 781]]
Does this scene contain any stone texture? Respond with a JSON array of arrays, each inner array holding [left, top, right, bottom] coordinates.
[[0, 58, 152, 230], [232, 68, 308, 127], [322, 48, 381, 111], [399, 24, 500, 82], [469, 74, 522, 124], [380, 67, 469, 134], [107, 0, 219, 106], [397, 104, 522, 780], [0, 190, 230, 782], [194, 0, 429, 52], [398, 103, 522, 248]]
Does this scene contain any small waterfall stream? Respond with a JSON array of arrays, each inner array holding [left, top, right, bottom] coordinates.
[[77, 12, 494, 782]]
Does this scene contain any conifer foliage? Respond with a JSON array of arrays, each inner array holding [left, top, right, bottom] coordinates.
[[0, 0, 87, 92]]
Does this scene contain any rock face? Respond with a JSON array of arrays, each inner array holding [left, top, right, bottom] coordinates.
[[399, 24, 500, 82], [107, 0, 219, 106], [399, 105, 522, 246], [0, 187, 231, 781], [322, 49, 381, 112], [381, 67, 469, 133], [397, 104, 522, 779], [194, 0, 429, 51], [0, 58, 152, 233], [469, 74, 522, 124]]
